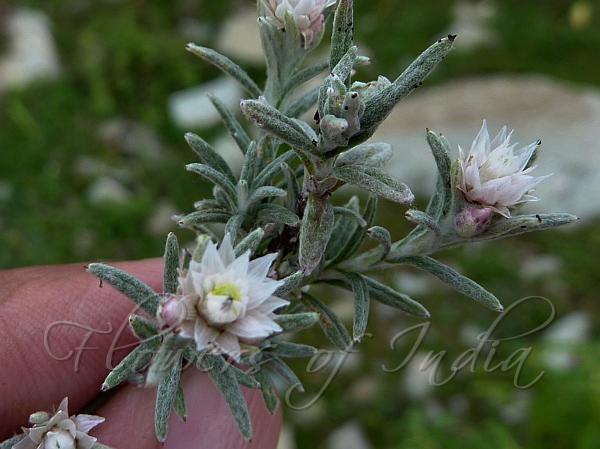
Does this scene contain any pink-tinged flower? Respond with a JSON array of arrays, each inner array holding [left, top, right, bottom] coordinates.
[[458, 120, 551, 217], [15, 398, 106, 449], [265, 0, 337, 48], [158, 235, 289, 361], [454, 205, 494, 237]]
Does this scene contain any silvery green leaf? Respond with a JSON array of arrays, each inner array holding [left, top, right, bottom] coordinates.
[[225, 215, 244, 242], [405, 209, 440, 235], [240, 99, 318, 156], [186, 44, 261, 98], [367, 226, 392, 258], [240, 142, 258, 187], [284, 60, 329, 92], [231, 365, 261, 389], [326, 194, 377, 266], [325, 196, 360, 263], [254, 150, 295, 187], [266, 355, 304, 392], [234, 228, 265, 256], [237, 180, 249, 207], [177, 210, 232, 229], [274, 270, 304, 297], [254, 368, 279, 414], [146, 335, 183, 386], [257, 203, 300, 227], [87, 263, 161, 315], [129, 314, 159, 340], [342, 272, 370, 342], [209, 95, 252, 154], [281, 162, 301, 209], [425, 130, 453, 218], [364, 276, 430, 318], [274, 312, 320, 331], [205, 355, 252, 440], [284, 86, 320, 118], [0, 435, 26, 449], [163, 232, 180, 295], [186, 163, 238, 205], [331, 45, 358, 86], [173, 381, 187, 421], [335, 142, 393, 169], [478, 213, 579, 241], [333, 206, 367, 227], [299, 193, 335, 274], [155, 350, 183, 442], [330, 0, 354, 77], [214, 185, 234, 210], [247, 186, 288, 208], [334, 165, 414, 204], [319, 114, 349, 151], [402, 256, 503, 312], [102, 342, 158, 391], [303, 293, 352, 350], [357, 36, 455, 141], [270, 341, 317, 358], [195, 199, 226, 211], [185, 133, 235, 184], [182, 248, 192, 271]]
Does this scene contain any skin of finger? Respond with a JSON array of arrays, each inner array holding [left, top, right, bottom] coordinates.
[[0, 259, 163, 439], [93, 369, 283, 449]]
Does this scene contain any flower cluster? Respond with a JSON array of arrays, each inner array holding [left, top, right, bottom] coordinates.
[[159, 235, 289, 361], [15, 398, 106, 449], [265, 0, 336, 48], [458, 120, 550, 218]]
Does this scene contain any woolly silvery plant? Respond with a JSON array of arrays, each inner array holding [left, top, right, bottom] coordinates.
[[1, 0, 577, 446]]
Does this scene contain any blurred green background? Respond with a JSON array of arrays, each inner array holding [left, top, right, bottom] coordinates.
[[1, 1, 599, 448]]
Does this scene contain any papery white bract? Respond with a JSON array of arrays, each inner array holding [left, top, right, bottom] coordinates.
[[265, 0, 337, 48], [15, 398, 105, 449], [458, 120, 551, 217], [159, 235, 289, 361]]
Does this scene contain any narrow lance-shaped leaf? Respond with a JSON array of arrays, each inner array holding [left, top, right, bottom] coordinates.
[[240, 142, 258, 187], [284, 60, 329, 92], [274, 312, 320, 332], [186, 163, 238, 206], [367, 226, 392, 259], [357, 36, 455, 140], [274, 270, 304, 297], [476, 213, 579, 242], [281, 162, 300, 209], [185, 133, 235, 183], [254, 368, 279, 414], [129, 314, 159, 341], [334, 142, 393, 169], [284, 86, 320, 118], [102, 342, 158, 391], [342, 272, 370, 342], [209, 95, 252, 154], [330, 0, 354, 78], [204, 355, 252, 440], [240, 99, 318, 156], [87, 263, 161, 315], [155, 350, 183, 442], [405, 209, 440, 235], [225, 215, 244, 243], [363, 276, 430, 318], [303, 293, 352, 350], [186, 44, 262, 98], [334, 165, 415, 204], [299, 193, 335, 274], [257, 203, 300, 227], [425, 129, 453, 218], [163, 233, 179, 295], [269, 341, 317, 358], [266, 355, 305, 392], [402, 256, 503, 312], [177, 210, 232, 230], [254, 150, 295, 187], [173, 381, 187, 421], [333, 206, 367, 227], [234, 228, 265, 257], [247, 186, 287, 208]]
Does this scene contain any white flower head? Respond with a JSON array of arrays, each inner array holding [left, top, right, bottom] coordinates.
[[458, 120, 551, 217], [265, 0, 337, 48], [15, 398, 105, 449], [159, 234, 289, 361]]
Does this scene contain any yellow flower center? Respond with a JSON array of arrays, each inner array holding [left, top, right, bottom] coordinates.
[[210, 283, 242, 302]]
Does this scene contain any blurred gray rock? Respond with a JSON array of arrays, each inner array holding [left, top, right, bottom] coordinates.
[[169, 77, 243, 128], [216, 7, 264, 65], [0, 8, 61, 91], [98, 118, 163, 160], [373, 76, 600, 220], [87, 177, 131, 205], [327, 422, 372, 449], [446, 1, 497, 52], [146, 200, 178, 236], [542, 311, 592, 370]]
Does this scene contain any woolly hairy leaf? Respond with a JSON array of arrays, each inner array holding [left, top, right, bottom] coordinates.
[[334, 165, 414, 204], [299, 193, 335, 274], [163, 233, 179, 295], [303, 293, 352, 350]]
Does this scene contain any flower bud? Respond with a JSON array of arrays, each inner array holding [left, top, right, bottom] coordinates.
[[159, 295, 186, 329], [455, 206, 493, 237]]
